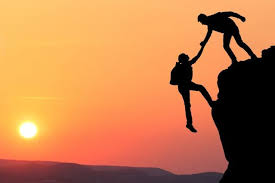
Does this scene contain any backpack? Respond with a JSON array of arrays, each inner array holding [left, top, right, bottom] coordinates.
[[170, 63, 181, 85], [170, 62, 192, 85]]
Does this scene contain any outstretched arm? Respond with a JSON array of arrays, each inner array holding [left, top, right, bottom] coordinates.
[[200, 28, 212, 47], [221, 11, 246, 22], [190, 45, 205, 65]]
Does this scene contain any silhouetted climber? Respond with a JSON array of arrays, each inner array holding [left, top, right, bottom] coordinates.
[[198, 12, 257, 64], [170, 46, 213, 133]]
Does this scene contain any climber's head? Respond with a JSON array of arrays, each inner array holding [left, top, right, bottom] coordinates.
[[178, 53, 189, 63], [198, 14, 208, 25]]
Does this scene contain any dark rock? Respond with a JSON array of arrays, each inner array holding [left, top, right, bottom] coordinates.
[[212, 46, 275, 182]]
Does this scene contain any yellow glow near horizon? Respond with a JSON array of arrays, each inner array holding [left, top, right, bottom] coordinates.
[[19, 122, 38, 139]]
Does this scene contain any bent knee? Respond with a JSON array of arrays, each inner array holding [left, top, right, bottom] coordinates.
[[237, 41, 246, 47], [185, 102, 191, 108], [223, 44, 230, 50], [194, 84, 205, 91]]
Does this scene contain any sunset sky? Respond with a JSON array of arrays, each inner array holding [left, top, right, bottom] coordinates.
[[0, 0, 274, 174]]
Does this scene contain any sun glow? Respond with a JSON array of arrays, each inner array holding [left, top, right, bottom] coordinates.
[[19, 122, 38, 139]]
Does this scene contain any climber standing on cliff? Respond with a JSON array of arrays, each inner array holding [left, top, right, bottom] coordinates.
[[198, 12, 257, 64], [170, 46, 214, 133]]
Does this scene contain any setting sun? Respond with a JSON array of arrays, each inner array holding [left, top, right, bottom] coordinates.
[[19, 122, 38, 139]]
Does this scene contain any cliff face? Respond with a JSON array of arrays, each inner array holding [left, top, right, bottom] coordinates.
[[212, 46, 275, 182]]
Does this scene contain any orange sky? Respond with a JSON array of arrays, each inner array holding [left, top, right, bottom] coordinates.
[[0, 0, 274, 174]]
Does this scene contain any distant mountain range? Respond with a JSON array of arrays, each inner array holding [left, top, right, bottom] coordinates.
[[0, 159, 222, 183]]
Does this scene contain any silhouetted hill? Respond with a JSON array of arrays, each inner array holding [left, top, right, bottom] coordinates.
[[212, 46, 275, 182], [0, 159, 222, 183]]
